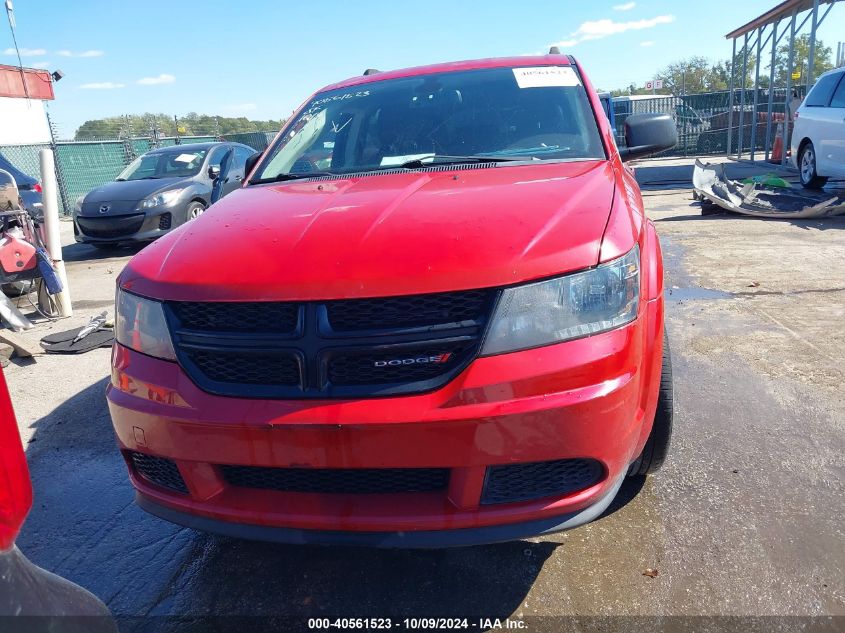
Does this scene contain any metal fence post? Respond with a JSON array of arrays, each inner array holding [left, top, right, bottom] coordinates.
[[783, 11, 797, 167], [727, 37, 737, 156], [764, 20, 779, 161], [737, 33, 749, 159], [45, 110, 71, 214], [750, 26, 764, 162], [807, 0, 820, 88]]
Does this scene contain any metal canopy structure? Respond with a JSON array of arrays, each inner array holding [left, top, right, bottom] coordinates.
[[724, 0, 842, 165]]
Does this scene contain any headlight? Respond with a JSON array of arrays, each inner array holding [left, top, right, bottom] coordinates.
[[74, 195, 84, 213], [481, 246, 640, 356], [140, 190, 180, 209], [115, 288, 176, 360]]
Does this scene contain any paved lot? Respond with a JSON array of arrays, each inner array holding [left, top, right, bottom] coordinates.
[[5, 158, 844, 631]]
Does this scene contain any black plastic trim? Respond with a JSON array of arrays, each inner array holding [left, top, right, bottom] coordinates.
[[136, 471, 626, 548]]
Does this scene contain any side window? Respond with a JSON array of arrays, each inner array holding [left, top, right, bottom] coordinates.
[[804, 72, 842, 107], [208, 146, 230, 170], [829, 74, 845, 108], [233, 146, 254, 169]]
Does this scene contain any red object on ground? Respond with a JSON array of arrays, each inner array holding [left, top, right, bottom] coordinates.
[[769, 122, 784, 163], [109, 55, 669, 546], [0, 368, 32, 551]]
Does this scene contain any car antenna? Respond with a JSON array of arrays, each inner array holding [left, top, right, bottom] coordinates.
[[548, 46, 561, 54], [363, 69, 381, 76]]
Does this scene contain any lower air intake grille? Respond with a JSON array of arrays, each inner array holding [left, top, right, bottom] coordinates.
[[76, 213, 145, 238], [481, 458, 604, 505], [158, 212, 172, 230], [129, 452, 188, 494], [221, 465, 449, 495]]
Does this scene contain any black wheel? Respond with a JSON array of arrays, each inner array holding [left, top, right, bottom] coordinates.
[[798, 142, 828, 189], [628, 329, 673, 476], [186, 201, 206, 222]]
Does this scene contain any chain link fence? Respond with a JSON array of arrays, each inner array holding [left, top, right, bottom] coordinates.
[[0, 128, 280, 214], [612, 87, 806, 158]]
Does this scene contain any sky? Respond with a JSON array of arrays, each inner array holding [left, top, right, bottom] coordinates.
[[3, 0, 844, 138]]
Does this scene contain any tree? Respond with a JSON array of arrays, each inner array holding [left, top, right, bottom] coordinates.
[[656, 56, 716, 94], [772, 34, 833, 86], [74, 113, 285, 140]]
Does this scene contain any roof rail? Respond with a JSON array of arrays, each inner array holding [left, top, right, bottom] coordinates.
[[363, 68, 381, 76]]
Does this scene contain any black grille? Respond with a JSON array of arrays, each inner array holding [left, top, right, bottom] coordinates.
[[158, 212, 172, 230], [221, 465, 449, 494], [165, 289, 497, 399], [327, 290, 492, 331], [328, 345, 470, 386], [129, 451, 188, 494], [76, 213, 145, 238], [170, 301, 300, 333], [186, 350, 299, 386], [481, 459, 604, 505]]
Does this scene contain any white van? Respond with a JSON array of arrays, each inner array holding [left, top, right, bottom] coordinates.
[[790, 67, 845, 188]]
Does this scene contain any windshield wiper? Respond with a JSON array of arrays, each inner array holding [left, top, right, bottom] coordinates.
[[250, 171, 335, 185], [397, 154, 530, 169]]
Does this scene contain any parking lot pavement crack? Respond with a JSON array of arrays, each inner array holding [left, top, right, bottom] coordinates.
[[753, 308, 840, 364], [734, 286, 845, 298]]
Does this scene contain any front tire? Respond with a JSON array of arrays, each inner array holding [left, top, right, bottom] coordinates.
[[628, 330, 673, 476], [186, 201, 206, 222], [799, 142, 828, 189]]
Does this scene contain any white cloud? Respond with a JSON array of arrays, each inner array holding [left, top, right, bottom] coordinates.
[[137, 73, 175, 85], [57, 49, 104, 57], [640, 40, 655, 47], [550, 14, 675, 48], [3, 47, 47, 57], [222, 103, 258, 113], [31, 61, 51, 69], [613, 2, 636, 10], [80, 82, 125, 89]]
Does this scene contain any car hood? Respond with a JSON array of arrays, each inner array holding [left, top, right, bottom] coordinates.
[[121, 161, 618, 301], [82, 177, 187, 205]]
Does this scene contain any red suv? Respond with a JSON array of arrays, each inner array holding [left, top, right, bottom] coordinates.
[[108, 55, 676, 546]]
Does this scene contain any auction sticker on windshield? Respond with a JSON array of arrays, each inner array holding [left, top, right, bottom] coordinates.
[[513, 66, 580, 88]]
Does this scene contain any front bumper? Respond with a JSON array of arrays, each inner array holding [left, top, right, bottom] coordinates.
[[107, 299, 663, 543]]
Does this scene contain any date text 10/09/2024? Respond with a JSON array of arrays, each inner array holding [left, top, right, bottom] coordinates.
[[308, 618, 528, 630]]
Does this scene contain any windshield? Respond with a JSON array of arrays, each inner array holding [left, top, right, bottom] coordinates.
[[117, 149, 208, 181], [253, 66, 605, 182]]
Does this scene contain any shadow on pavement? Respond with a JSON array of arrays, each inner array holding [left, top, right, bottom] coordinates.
[[17, 378, 642, 627], [63, 241, 148, 264]]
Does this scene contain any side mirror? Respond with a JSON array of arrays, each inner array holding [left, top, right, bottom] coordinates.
[[207, 165, 221, 180], [244, 153, 261, 180], [619, 113, 678, 162]]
